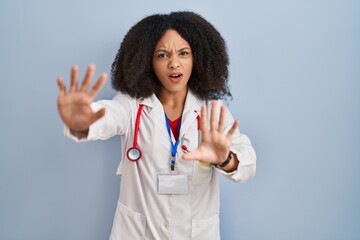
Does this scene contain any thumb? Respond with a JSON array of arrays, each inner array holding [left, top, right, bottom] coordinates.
[[182, 150, 202, 161], [90, 108, 106, 123]]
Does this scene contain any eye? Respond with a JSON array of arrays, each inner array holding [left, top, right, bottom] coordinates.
[[179, 51, 190, 56], [157, 53, 168, 58]]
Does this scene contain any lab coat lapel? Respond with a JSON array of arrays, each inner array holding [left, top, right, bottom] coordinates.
[[138, 91, 204, 142], [179, 90, 203, 139], [139, 94, 169, 140]]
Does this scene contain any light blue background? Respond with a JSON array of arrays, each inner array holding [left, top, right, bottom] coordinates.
[[1, 0, 359, 239]]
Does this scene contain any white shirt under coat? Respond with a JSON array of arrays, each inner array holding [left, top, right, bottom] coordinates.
[[65, 90, 256, 240]]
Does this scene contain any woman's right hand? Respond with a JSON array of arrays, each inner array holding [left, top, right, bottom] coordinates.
[[57, 64, 108, 132]]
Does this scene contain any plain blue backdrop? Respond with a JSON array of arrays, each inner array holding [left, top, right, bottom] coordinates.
[[1, 0, 359, 239]]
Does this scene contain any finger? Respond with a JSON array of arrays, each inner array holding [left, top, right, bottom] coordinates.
[[90, 108, 106, 123], [69, 65, 79, 92], [218, 105, 227, 133], [57, 77, 66, 96], [210, 101, 218, 131], [226, 120, 240, 139], [200, 104, 210, 140], [79, 64, 95, 92], [182, 150, 202, 161], [89, 73, 108, 97]]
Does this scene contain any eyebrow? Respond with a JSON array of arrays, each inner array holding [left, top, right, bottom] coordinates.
[[154, 47, 191, 53]]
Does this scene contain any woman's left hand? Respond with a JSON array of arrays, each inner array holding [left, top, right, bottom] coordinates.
[[182, 101, 239, 165]]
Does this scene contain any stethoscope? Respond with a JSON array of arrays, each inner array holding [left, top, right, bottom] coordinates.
[[126, 104, 144, 162], [126, 104, 201, 162]]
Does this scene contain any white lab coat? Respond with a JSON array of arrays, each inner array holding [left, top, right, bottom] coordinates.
[[65, 89, 256, 240]]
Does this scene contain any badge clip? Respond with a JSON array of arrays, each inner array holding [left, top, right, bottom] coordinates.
[[170, 157, 175, 171]]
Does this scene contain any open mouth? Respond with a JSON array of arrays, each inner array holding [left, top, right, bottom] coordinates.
[[169, 73, 183, 79]]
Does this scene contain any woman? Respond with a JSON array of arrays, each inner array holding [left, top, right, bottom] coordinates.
[[57, 11, 256, 240]]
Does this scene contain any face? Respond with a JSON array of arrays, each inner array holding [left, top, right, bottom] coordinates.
[[152, 29, 193, 97]]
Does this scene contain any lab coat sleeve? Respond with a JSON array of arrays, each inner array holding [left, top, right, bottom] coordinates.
[[215, 133, 256, 183], [213, 101, 257, 183], [64, 93, 132, 142]]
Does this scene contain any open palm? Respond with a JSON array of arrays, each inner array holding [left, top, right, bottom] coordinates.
[[182, 101, 239, 165], [57, 64, 107, 131]]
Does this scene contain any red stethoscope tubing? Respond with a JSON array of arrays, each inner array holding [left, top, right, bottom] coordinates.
[[127, 106, 201, 162], [182, 111, 201, 153], [195, 111, 201, 130], [126, 104, 144, 162]]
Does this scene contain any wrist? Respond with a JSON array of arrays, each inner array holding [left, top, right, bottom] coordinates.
[[215, 152, 232, 168], [216, 152, 240, 172], [70, 128, 89, 139]]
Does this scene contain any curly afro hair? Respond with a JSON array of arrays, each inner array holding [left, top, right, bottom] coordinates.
[[111, 11, 231, 101]]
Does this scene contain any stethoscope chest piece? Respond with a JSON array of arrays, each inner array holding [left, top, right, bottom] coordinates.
[[126, 147, 142, 162]]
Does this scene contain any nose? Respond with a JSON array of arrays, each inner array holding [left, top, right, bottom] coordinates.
[[170, 65, 179, 70], [168, 56, 180, 70]]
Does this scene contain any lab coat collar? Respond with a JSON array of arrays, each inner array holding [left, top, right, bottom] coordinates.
[[179, 89, 204, 139], [137, 89, 204, 142], [136, 89, 203, 113], [182, 89, 204, 115], [137, 94, 160, 109]]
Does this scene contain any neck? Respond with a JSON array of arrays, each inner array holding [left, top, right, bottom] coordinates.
[[158, 88, 187, 120]]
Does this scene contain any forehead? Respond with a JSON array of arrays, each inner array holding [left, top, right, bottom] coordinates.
[[155, 29, 190, 49]]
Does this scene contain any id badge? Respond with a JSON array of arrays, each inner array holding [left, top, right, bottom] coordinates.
[[158, 173, 189, 195]]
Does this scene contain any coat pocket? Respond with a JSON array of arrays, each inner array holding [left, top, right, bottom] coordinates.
[[109, 201, 146, 240], [192, 161, 213, 184], [191, 214, 220, 240], [182, 132, 213, 185]]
